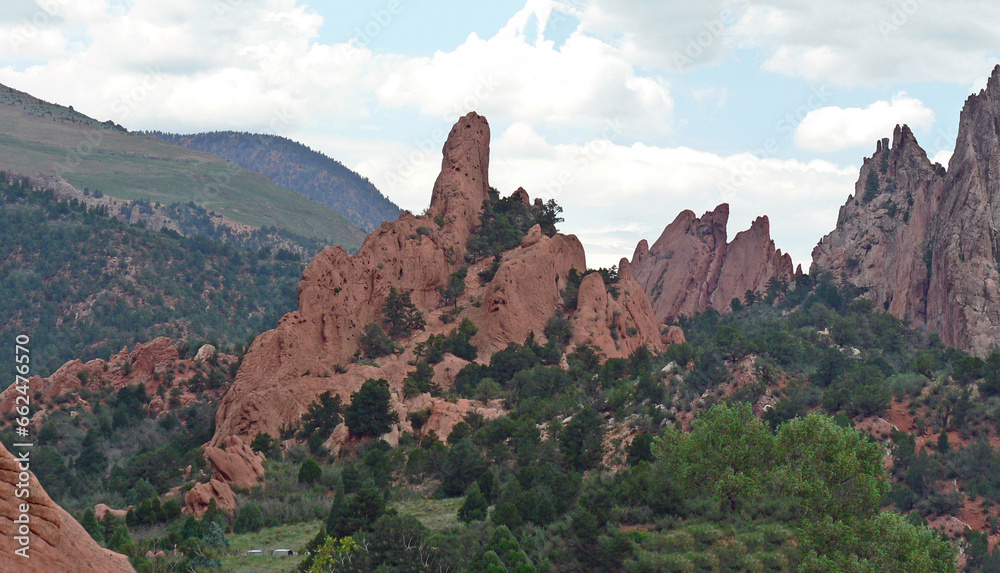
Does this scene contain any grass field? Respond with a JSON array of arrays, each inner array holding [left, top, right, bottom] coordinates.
[[219, 519, 320, 573], [0, 83, 365, 249]]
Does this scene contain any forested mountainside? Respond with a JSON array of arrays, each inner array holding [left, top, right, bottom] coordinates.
[[149, 131, 402, 233], [0, 174, 304, 377]]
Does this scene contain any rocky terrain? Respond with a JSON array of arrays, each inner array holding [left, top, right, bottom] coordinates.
[[0, 442, 134, 572], [207, 112, 664, 464], [814, 65, 1000, 357], [631, 203, 797, 322]]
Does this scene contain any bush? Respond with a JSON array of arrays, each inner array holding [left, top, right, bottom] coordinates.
[[383, 287, 426, 339], [233, 501, 264, 533], [359, 322, 397, 359], [299, 458, 322, 484], [345, 379, 399, 438], [459, 482, 489, 523]]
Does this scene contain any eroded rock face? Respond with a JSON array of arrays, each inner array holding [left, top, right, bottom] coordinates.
[[183, 479, 235, 518], [813, 65, 1000, 356], [569, 258, 665, 358], [209, 112, 663, 470], [427, 112, 492, 240], [631, 204, 795, 322], [0, 443, 134, 572], [203, 436, 265, 490]]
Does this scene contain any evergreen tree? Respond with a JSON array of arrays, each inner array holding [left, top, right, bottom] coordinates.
[[458, 482, 489, 523], [383, 287, 426, 338], [299, 458, 322, 484], [80, 508, 104, 544], [345, 378, 399, 438]]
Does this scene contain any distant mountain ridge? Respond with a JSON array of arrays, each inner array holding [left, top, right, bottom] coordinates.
[[148, 131, 402, 232], [0, 82, 365, 254]]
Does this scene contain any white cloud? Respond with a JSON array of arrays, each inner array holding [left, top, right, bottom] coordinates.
[[351, 122, 858, 269], [730, 0, 1000, 86], [793, 93, 935, 151]]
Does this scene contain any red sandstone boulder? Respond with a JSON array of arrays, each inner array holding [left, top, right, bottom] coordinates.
[[0, 443, 134, 572]]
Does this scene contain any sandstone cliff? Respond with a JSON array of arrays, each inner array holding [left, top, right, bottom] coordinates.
[[813, 65, 1000, 356], [631, 203, 795, 322], [208, 112, 663, 462], [0, 442, 134, 572]]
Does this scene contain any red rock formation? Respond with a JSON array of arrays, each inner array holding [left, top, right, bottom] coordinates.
[[631, 204, 795, 322], [813, 65, 1000, 356], [210, 112, 663, 464], [203, 436, 265, 489], [0, 443, 134, 572], [93, 504, 128, 522], [470, 224, 587, 354], [426, 112, 492, 240], [569, 258, 664, 358], [183, 479, 235, 518]]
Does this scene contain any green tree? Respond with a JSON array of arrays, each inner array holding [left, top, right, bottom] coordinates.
[[458, 482, 489, 523], [344, 378, 399, 438], [559, 406, 605, 471], [383, 287, 426, 338], [439, 267, 468, 308], [233, 501, 264, 533], [299, 458, 322, 484], [80, 507, 104, 544], [203, 520, 228, 549], [107, 524, 135, 555], [358, 322, 397, 358]]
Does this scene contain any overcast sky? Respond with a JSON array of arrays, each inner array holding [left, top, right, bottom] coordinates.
[[2, 0, 998, 268]]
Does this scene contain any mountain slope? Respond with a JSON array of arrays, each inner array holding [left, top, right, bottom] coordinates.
[[148, 131, 401, 232], [813, 65, 1000, 356], [0, 175, 305, 376], [0, 83, 365, 250]]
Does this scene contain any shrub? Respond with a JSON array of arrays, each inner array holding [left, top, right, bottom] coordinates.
[[383, 287, 426, 339], [233, 501, 264, 533], [359, 322, 397, 359], [458, 482, 489, 523], [345, 379, 399, 438], [299, 458, 322, 484]]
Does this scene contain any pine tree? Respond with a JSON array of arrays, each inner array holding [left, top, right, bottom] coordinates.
[[458, 482, 488, 523], [80, 508, 104, 544]]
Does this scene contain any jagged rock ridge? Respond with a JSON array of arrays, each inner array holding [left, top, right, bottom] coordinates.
[[208, 112, 664, 460], [631, 203, 796, 322], [813, 65, 1000, 356]]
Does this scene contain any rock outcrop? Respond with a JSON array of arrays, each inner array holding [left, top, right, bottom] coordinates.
[[208, 112, 663, 466], [0, 442, 134, 572], [631, 203, 795, 322], [183, 479, 235, 518], [203, 436, 265, 489], [813, 65, 1000, 356]]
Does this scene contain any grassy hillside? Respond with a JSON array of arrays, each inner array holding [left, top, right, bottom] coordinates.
[[0, 83, 366, 250], [149, 131, 402, 233], [0, 175, 305, 376]]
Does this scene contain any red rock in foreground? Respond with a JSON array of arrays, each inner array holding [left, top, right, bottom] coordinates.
[[0, 443, 134, 572], [631, 203, 795, 322]]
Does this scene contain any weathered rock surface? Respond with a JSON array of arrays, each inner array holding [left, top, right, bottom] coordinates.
[[813, 65, 1000, 356], [203, 436, 265, 489], [569, 258, 665, 357], [631, 203, 795, 322], [0, 442, 134, 572], [93, 503, 128, 522], [209, 112, 663, 466], [183, 479, 235, 518], [426, 112, 492, 240]]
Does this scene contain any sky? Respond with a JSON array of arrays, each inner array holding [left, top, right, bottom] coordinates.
[[1, 0, 999, 269]]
